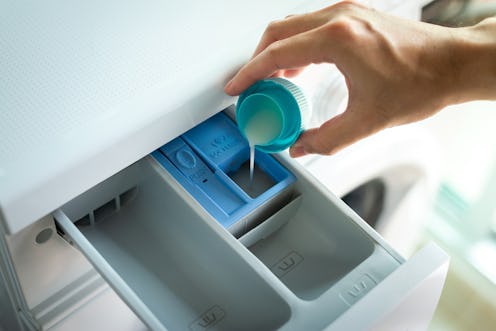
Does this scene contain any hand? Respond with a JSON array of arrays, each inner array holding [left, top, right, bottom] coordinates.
[[224, 1, 496, 157]]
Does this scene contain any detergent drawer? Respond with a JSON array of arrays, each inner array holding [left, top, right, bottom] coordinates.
[[53, 113, 449, 331]]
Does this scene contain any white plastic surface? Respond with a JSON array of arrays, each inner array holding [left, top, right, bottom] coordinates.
[[0, 0, 331, 234], [326, 242, 449, 331], [6, 216, 94, 309], [48, 286, 147, 331]]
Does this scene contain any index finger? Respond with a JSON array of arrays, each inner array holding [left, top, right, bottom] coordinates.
[[251, 10, 332, 59], [224, 28, 335, 95]]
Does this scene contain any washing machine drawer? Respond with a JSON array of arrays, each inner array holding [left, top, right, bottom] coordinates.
[[53, 141, 448, 330]]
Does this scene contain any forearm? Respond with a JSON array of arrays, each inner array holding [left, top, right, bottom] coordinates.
[[448, 17, 496, 104]]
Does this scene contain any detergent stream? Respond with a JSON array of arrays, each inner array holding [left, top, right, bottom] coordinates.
[[243, 109, 282, 185], [249, 144, 255, 183]]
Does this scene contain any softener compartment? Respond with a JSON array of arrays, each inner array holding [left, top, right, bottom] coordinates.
[[54, 109, 403, 330]]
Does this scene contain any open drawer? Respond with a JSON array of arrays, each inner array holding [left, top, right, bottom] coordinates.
[[53, 113, 449, 331]]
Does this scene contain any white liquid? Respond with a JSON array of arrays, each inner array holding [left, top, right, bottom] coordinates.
[[243, 109, 282, 184], [250, 144, 255, 184]]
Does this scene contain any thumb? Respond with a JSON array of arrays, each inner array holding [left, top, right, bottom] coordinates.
[[289, 110, 383, 157]]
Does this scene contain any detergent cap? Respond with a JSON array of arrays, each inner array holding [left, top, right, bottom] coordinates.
[[236, 78, 310, 153]]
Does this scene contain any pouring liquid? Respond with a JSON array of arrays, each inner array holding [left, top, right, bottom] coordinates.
[[249, 144, 255, 183], [242, 109, 282, 184]]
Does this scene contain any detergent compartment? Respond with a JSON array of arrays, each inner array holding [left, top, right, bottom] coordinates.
[[152, 112, 296, 237]]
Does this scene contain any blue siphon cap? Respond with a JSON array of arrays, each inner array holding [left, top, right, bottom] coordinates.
[[236, 78, 308, 153]]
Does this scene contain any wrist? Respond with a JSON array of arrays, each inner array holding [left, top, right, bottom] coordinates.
[[446, 18, 496, 104]]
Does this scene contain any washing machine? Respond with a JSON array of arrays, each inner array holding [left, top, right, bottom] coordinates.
[[0, 1, 448, 330]]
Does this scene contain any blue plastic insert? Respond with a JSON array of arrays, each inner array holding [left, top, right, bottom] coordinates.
[[152, 112, 296, 235]]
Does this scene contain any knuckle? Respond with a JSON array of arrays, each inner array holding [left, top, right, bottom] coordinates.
[[265, 19, 284, 37], [265, 41, 283, 60], [320, 0, 370, 38], [323, 17, 355, 38], [332, 1, 364, 13], [321, 14, 367, 44]]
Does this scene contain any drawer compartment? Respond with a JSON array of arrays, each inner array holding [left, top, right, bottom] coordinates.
[[241, 194, 376, 300], [55, 158, 291, 331], [240, 158, 402, 300]]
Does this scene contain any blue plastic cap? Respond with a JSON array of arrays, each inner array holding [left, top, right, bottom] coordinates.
[[236, 78, 308, 153]]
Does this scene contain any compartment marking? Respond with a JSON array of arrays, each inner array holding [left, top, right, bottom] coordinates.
[[271, 251, 304, 278], [189, 305, 225, 331], [339, 274, 377, 306]]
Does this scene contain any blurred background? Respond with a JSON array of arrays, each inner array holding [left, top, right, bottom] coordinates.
[[297, 1, 496, 329], [419, 1, 496, 329]]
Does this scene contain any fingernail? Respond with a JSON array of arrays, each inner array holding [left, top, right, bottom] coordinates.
[[289, 144, 306, 158]]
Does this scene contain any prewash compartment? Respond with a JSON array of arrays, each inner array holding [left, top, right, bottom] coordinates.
[[55, 158, 291, 331]]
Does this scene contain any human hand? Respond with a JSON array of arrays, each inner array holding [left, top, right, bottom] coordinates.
[[224, 1, 496, 157]]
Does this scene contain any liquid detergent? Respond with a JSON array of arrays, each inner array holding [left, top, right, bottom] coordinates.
[[243, 108, 283, 182]]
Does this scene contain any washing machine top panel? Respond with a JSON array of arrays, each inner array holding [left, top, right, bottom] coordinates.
[[0, 0, 331, 234]]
